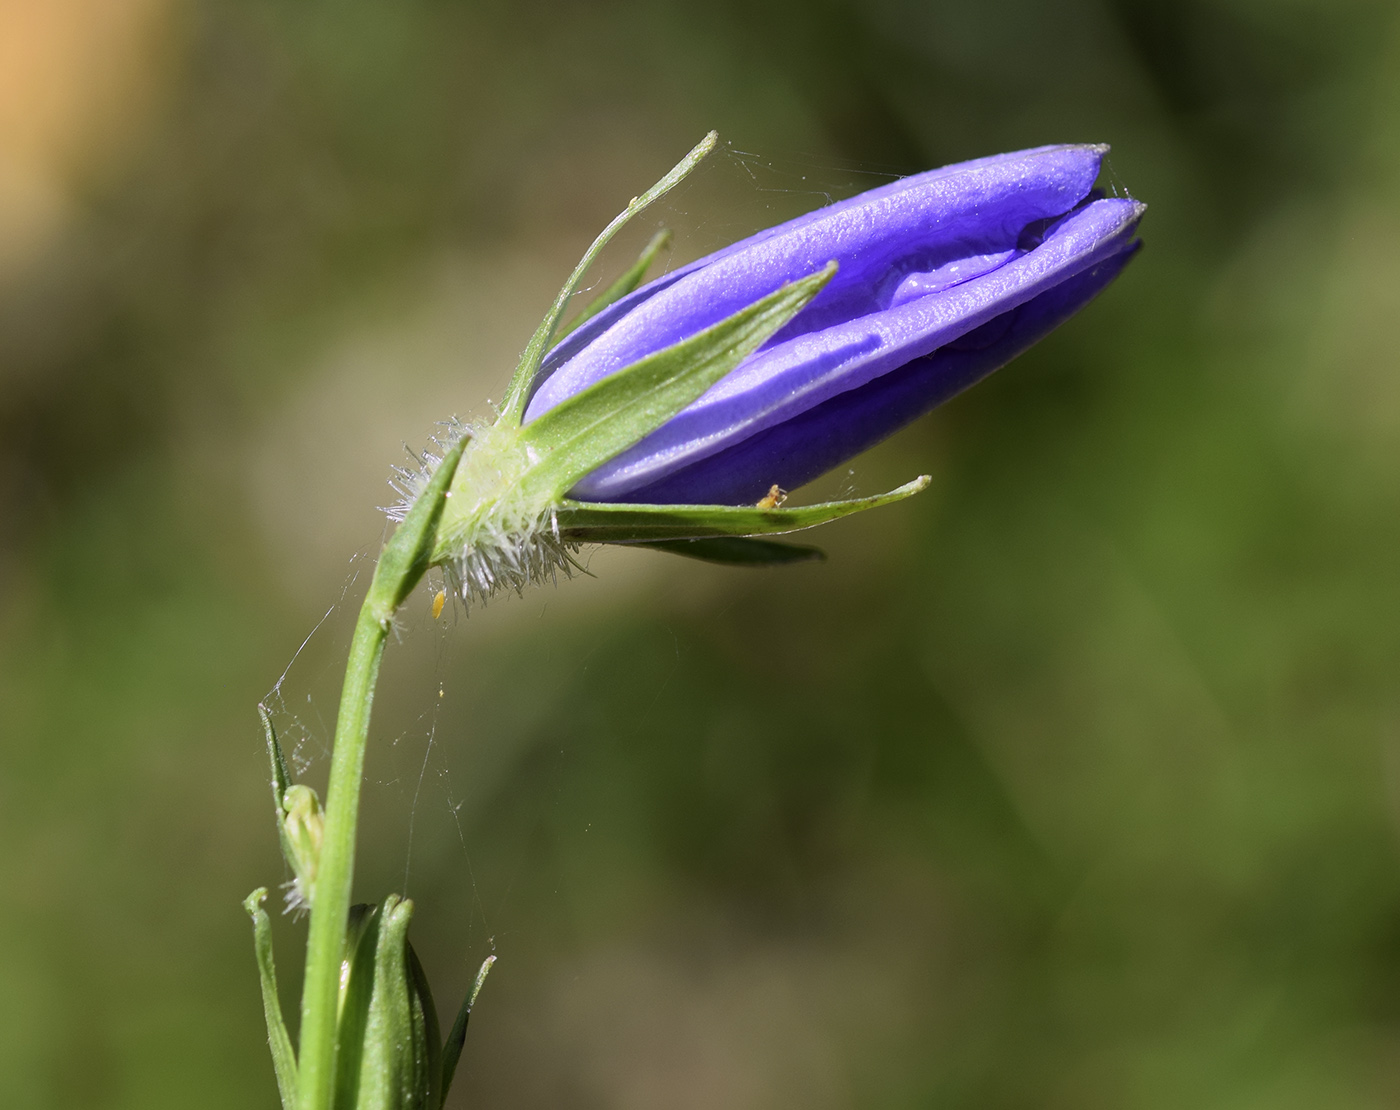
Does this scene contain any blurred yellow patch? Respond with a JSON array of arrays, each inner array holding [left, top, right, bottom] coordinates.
[[0, 0, 174, 279]]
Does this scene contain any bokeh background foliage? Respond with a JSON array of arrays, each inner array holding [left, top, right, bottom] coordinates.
[[4, 0, 1400, 1106]]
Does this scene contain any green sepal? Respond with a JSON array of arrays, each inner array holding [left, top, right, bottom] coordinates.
[[515, 262, 837, 504], [356, 897, 416, 1110], [244, 888, 299, 1110], [333, 904, 380, 1108], [499, 132, 718, 423], [555, 475, 931, 543], [628, 536, 826, 565], [327, 897, 443, 1110], [438, 956, 496, 1108], [367, 434, 468, 624], [558, 229, 672, 340]]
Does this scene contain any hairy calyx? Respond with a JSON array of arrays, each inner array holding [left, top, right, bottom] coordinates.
[[391, 422, 578, 610]]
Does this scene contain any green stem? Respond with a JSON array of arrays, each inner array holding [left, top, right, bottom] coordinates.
[[294, 437, 467, 1110], [294, 591, 392, 1110]]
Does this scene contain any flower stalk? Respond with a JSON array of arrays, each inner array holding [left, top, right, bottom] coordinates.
[[292, 431, 467, 1110]]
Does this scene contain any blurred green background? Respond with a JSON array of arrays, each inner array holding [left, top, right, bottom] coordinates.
[[4, 0, 1400, 1106]]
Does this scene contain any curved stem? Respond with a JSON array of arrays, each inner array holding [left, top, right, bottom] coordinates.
[[293, 436, 466, 1110], [294, 592, 393, 1109]]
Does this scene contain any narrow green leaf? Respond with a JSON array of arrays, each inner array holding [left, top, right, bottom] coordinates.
[[629, 536, 826, 565], [438, 955, 495, 1107], [261, 703, 292, 812], [558, 229, 672, 340], [499, 132, 718, 423], [556, 476, 931, 543], [515, 262, 837, 502], [244, 889, 299, 1110]]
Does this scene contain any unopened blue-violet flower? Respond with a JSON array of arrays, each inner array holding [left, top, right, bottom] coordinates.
[[394, 133, 1143, 605]]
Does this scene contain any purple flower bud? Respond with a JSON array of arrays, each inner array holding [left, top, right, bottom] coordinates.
[[525, 144, 1143, 505]]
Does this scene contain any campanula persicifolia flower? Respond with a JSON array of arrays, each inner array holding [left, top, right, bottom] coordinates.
[[528, 143, 1143, 505], [389, 134, 1143, 603]]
